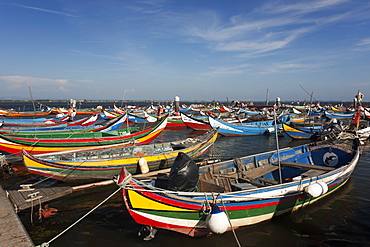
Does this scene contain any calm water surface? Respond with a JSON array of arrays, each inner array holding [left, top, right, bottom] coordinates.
[[1, 101, 369, 247]]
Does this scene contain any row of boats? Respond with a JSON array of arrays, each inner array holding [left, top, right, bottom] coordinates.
[[1, 99, 370, 240]]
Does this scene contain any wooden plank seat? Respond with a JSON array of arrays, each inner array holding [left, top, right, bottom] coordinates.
[[240, 164, 280, 179], [231, 181, 258, 190], [273, 161, 335, 171]]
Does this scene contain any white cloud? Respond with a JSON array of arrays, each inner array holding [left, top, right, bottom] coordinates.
[[180, 0, 358, 59], [355, 38, 370, 50], [0, 76, 70, 90], [202, 64, 251, 77], [259, 0, 348, 15], [11, 3, 77, 17]]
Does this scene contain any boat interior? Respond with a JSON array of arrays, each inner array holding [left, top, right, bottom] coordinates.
[[153, 141, 354, 193]]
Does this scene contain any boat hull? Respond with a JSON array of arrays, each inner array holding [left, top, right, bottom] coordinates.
[[117, 139, 360, 237], [22, 130, 218, 180]]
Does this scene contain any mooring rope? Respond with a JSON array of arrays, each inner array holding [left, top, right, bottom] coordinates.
[[220, 195, 241, 247], [35, 177, 130, 247]]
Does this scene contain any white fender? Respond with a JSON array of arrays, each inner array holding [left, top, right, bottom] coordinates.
[[305, 182, 328, 197], [138, 157, 149, 174], [206, 204, 229, 234]]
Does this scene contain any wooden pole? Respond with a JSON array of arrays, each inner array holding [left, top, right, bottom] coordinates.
[[28, 86, 36, 112]]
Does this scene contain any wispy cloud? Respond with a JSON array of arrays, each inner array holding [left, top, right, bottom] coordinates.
[[126, 0, 166, 14], [263, 62, 321, 74], [258, 0, 348, 15], [0, 76, 70, 92], [355, 37, 370, 50], [180, 0, 357, 59], [11, 3, 77, 17], [202, 63, 251, 77]]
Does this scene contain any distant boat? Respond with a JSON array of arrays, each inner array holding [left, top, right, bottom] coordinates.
[[180, 112, 211, 131], [0, 114, 92, 128], [0, 108, 52, 117], [0, 116, 168, 156], [282, 123, 340, 140], [208, 116, 289, 136], [0, 114, 124, 134], [324, 111, 354, 120]]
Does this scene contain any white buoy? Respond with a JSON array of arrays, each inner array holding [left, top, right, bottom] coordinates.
[[138, 157, 149, 174], [305, 182, 328, 197], [206, 204, 229, 234]]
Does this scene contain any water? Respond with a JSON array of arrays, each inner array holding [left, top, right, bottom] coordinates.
[[1, 101, 370, 247]]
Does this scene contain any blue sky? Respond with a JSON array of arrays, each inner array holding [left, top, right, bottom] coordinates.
[[1, 0, 370, 102]]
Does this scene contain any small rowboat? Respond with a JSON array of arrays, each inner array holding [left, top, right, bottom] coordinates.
[[0, 116, 168, 156], [324, 111, 354, 120], [22, 129, 218, 181], [180, 112, 211, 130], [282, 123, 341, 140], [208, 116, 288, 136], [116, 137, 361, 238], [0, 108, 52, 117]]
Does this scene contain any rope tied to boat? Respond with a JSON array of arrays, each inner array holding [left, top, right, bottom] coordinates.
[[115, 172, 133, 188], [220, 194, 242, 247], [35, 179, 123, 247], [201, 192, 212, 215]]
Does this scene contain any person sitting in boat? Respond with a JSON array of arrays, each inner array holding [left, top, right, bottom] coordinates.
[[67, 107, 77, 121]]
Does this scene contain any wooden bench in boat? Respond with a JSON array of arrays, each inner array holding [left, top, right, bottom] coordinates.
[[273, 161, 335, 171], [241, 164, 280, 179]]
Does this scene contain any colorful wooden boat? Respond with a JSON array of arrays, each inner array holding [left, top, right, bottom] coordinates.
[[237, 109, 263, 115], [127, 112, 157, 123], [208, 116, 288, 136], [52, 107, 102, 115], [0, 114, 94, 128], [282, 123, 338, 140], [0, 117, 50, 124], [0, 114, 100, 132], [150, 114, 187, 129], [0, 108, 52, 117], [324, 111, 354, 120], [22, 129, 218, 181], [99, 109, 121, 120], [0, 117, 166, 148], [0, 115, 126, 135], [331, 106, 353, 112], [0, 114, 125, 134], [116, 137, 360, 238], [180, 112, 211, 130], [0, 116, 168, 156]]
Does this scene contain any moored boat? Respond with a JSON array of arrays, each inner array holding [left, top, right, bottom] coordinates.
[[0, 114, 125, 134], [116, 137, 361, 238], [22, 129, 218, 181], [0, 116, 168, 156], [324, 111, 354, 120], [0, 108, 52, 117], [282, 122, 342, 140], [208, 115, 290, 136], [180, 112, 211, 130]]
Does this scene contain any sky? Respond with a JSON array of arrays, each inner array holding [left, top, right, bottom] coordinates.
[[1, 0, 370, 102]]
